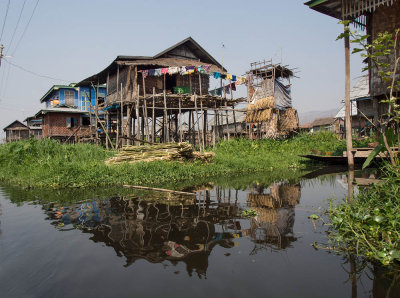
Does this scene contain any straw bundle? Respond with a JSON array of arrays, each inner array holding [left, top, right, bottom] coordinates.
[[248, 96, 275, 111], [106, 143, 194, 165], [245, 108, 273, 123], [278, 108, 299, 132], [264, 114, 279, 139], [279, 184, 301, 207], [252, 207, 278, 224], [248, 193, 281, 208]]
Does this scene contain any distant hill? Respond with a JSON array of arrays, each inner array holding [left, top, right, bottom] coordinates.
[[298, 108, 339, 125]]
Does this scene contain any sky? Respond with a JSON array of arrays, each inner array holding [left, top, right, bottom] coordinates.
[[0, 0, 365, 139]]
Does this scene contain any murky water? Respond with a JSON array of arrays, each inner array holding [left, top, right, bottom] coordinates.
[[0, 171, 399, 298]]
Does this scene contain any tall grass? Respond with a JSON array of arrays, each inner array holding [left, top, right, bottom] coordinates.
[[0, 132, 345, 189]]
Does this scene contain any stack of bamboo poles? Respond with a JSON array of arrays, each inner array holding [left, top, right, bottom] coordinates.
[[105, 142, 214, 165], [278, 108, 299, 133]]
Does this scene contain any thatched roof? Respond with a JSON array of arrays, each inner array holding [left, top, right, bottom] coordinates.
[[77, 37, 226, 86], [312, 117, 335, 127]]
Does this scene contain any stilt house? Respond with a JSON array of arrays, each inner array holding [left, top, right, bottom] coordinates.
[[77, 37, 239, 148]]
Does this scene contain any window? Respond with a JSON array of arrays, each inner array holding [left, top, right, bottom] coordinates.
[[65, 91, 75, 106], [66, 117, 79, 128]]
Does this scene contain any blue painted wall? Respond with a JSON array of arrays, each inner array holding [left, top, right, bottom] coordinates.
[[42, 85, 106, 110]]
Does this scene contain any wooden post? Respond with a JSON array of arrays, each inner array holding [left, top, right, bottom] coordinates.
[[213, 102, 217, 147], [136, 84, 140, 145], [95, 79, 99, 143], [204, 108, 207, 147], [194, 95, 201, 151], [200, 98, 205, 150], [191, 110, 196, 147], [116, 112, 119, 149], [225, 100, 229, 140], [174, 114, 178, 142], [344, 25, 354, 170], [163, 90, 168, 143], [105, 112, 109, 149], [179, 97, 182, 142], [152, 87, 156, 143], [120, 83, 124, 146], [189, 110, 192, 145], [142, 75, 149, 142]]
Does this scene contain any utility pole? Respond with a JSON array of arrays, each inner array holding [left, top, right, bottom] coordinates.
[[0, 44, 4, 69]]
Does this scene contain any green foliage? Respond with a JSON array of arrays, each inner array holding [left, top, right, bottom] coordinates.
[[242, 209, 257, 217], [328, 163, 400, 265], [362, 128, 398, 169], [0, 132, 342, 189]]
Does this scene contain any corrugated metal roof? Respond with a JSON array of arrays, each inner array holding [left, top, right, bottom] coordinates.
[[76, 37, 226, 86], [35, 108, 88, 118]]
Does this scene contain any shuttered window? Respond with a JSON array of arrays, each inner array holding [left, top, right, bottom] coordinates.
[[65, 91, 75, 106]]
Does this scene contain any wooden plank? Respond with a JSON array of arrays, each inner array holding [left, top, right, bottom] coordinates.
[[123, 185, 196, 196]]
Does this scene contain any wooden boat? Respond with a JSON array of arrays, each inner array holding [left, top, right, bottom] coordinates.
[[300, 147, 398, 165]]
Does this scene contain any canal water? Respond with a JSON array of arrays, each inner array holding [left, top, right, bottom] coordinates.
[[0, 171, 399, 298]]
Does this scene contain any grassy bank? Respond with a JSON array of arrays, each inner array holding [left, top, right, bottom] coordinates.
[[328, 163, 400, 265], [0, 132, 352, 189]]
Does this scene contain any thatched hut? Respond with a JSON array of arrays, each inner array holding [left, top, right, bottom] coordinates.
[[245, 60, 299, 139]]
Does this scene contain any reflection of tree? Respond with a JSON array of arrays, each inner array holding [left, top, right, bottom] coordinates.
[[340, 254, 400, 298], [246, 183, 301, 251]]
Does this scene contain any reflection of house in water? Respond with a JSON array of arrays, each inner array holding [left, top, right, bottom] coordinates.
[[42, 184, 301, 276], [247, 183, 301, 251], [43, 192, 240, 278]]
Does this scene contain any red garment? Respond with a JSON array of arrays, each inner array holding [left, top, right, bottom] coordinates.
[[161, 68, 169, 74]]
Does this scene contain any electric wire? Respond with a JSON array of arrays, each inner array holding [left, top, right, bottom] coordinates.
[[0, 0, 11, 43], [3, 58, 71, 82], [11, 0, 40, 56], [7, 0, 27, 53]]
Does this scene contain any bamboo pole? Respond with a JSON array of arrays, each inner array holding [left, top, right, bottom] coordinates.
[[200, 98, 205, 150], [136, 84, 140, 145], [152, 87, 156, 143], [143, 75, 150, 142], [213, 102, 217, 147], [179, 97, 182, 142], [225, 100, 229, 140], [194, 95, 202, 151], [120, 83, 124, 146], [123, 185, 196, 196], [189, 110, 192, 145], [163, 90, 168, 143]]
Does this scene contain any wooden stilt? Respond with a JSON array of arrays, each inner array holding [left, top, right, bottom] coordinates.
[[191, 110, 196, 147], [120, 83, 124, 146], [213, 102, 217, 147], [179, 97, 182, 142], [163, 90, 168, 143], [136, 84, 140, 145], [152, 87, 156, 143], [189, 110, 192, 144], [200, 98, 205, 150], [194, 95, 201, 151], [142, 75, 149, 142]]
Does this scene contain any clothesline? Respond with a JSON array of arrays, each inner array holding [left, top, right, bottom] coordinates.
[[138, 64, 248, 86]]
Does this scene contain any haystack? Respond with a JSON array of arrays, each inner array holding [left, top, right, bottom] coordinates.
[[252, 207, 278, 224], [248, 193, 281, 209], [264, 114, 279, 139], [279, 184, 301, 207], [278, 108, 299, 132]]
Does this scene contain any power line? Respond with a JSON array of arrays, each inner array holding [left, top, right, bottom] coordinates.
[[0, 0, 11, 43], [7, 0, 27, 53], [11, 0, 40, 56], [3, 58, 71, 82]]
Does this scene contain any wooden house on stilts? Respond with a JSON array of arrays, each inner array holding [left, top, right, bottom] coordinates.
[[77, 37, 242, 149]]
